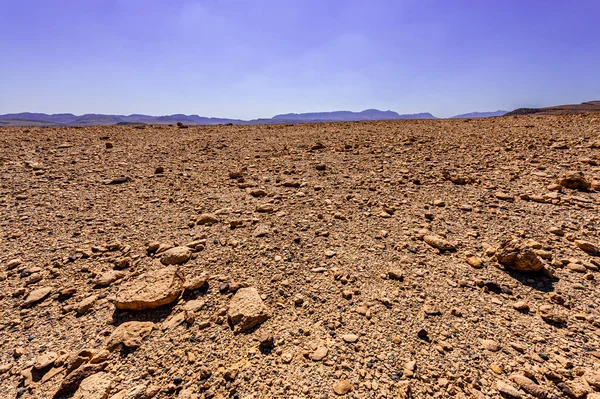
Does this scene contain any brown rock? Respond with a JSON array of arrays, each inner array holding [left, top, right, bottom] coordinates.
[[106, 321, 154, 350], [22, 287, 53, 307], [538, 305, 567, 324], [34, 351, 58, 370], [512, 301, 530, 312], [495, 239, 544, 272], [115, 266, 185, 310], [227, 287, 270, 333], [6, 258, 22, 269], [342, 334, 359, 343], [76, 295, 98, 315], [333, 379, 352, 395], [197, 213, 219, 225], [423, 235, 456, 251], [387, 269, 404, 280], [309, 347, 328, 361], [160, 246, 192, 265], [396, 380, 412, 398], [481, 339, 501, 352], [509, 374, 547, 398], [585, 371, 600, 389], [467, 256, 483, 268], [94, 270, 126, 287], [574, 239, 599, 254], [53, 362, 107, 398], [73, 372, 112, 399], [557, 171, 591, 190], [496, 380, 523, 398], [184, 274, 208, 291]]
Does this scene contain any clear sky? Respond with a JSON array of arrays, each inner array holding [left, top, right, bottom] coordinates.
[[1, 0, 599, 119]]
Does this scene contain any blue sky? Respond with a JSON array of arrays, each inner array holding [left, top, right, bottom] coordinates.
[[1, 0, 599, 118]]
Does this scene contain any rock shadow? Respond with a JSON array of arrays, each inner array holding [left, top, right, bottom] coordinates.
[[110, 302, 178, 327], [503, 268, 558, 293]]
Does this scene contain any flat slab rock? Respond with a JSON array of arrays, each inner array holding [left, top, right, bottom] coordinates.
[[72, 371, 112, 399], [227, 287, 271, 333], [106, 321, 154, 351], [115, 266, 185, 310], [160, 246, 192, 265], [22, 287, 52, 307]]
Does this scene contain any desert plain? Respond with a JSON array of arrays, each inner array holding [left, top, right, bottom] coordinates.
[[1, 114, 600, 398]]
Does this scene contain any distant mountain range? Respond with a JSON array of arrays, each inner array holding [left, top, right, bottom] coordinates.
[[0, 108, 509, 127]]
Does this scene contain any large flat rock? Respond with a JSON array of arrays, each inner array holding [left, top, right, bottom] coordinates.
[[115, 267, 184, 310]]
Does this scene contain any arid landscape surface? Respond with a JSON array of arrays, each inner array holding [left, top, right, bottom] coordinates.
[[2, 114, 600, 399]]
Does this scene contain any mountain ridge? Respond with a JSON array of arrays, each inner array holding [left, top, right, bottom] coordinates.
[[0, 106, 557, 126], [0, 110, 439, 126]]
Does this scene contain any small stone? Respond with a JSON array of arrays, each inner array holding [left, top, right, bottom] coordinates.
[[510, 374, 547, 398], [567, 263, 587, 273], [538, 305, 567, 324], [108, 176, 131, 184], [574, 239, 598, 254], [76, 295, 98, 315], [59, 286, 77, 300], [396, 381, 411, 399], [512, 301, 530, 312], [490, 364, 503, 374], [333, 379, 352, 395], [184, 275, 208, 291], [387, 269, 404, 280], [423, 235, 456, 251], [197, 213, 219, 225], [496, 380, 523, 398], [94, 270, 126, 287], [342, 334, 359, 343], [481, 339, 501, 352], [548, 227, 564, 236], [467, 256, 483, 268], [253, 224, 270, 237], [585, 371, 600, 389], [6, 258, 22, 269], [309, 347, 328, 361], [293, 294, 304, 306], [160, 246, 192, 265], [258, 332, 274, 348], [495, 191, 514, 201]]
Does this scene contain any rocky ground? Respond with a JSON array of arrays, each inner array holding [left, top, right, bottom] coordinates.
[[1, 114, 600, 399]]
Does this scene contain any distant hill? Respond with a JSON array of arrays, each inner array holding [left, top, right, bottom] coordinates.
[[0, 109, 437, 126], [6, 102, 596, 127], [0, 113, 242, 126], [451, 110, 507, 118], [505, 101, 600, 116], [272, 109, 437, 122]]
